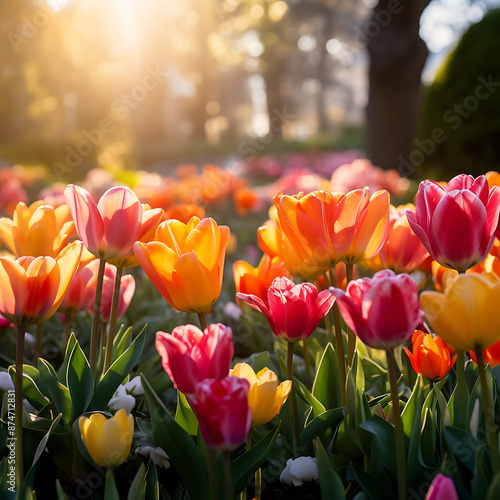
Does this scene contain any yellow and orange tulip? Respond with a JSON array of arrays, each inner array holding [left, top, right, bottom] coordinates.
[[230, 363, 291, 427], [134, 217, 230, 313], [420, 273, 500, 351], [0, 200, 75, 258], [0, 241, 82, 326]]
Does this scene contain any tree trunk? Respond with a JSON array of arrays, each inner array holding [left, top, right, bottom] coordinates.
[[366, 0, 431, 173]]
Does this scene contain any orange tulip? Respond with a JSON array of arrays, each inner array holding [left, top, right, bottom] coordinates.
[[0, 200, 75, 258], [0, 241, 82, 326], [404, 330, 456, 380], [470, 339, 500, 368], [233, 254, 289, 308], [134, 217, 230, 313]]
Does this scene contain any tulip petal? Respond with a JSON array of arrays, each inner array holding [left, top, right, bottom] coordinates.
[[0, 257, 27, 323]]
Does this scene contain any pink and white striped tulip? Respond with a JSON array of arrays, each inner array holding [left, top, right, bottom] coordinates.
[[406, 174, 500, 272], [329, 270, 424, 350]]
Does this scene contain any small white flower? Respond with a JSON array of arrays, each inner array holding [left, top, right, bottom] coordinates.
[[224, 302, 243, 320], [0, 372, 14, 392], [123, 376, 144, 396], [135, 445, 170, 469], [280, 456, 319, 486], [24, 332, 36, 349], [109, 390, 136, 414]]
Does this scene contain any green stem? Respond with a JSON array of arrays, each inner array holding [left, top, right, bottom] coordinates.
[[455, 350, 468, 430], [223, 451, 234, 500], [241, 435, 252, 500], [386, 349, 407, 500], [345, 264, 356, 366], [104, 266, 124, 372], [329, 268, 346, 407], [64, 313, 73, 345], [35, 323, 42, 360], [208, 448, 218, 500], [90, 259, 106, 374], [255, 467, 262, 500], [287, 341, 300, 458], [198, 311, 208, 331], [323, 271, 335, 345], [476, 349, 500, 472], [15, 325, 26, 488], [301, 339, 311, 378]]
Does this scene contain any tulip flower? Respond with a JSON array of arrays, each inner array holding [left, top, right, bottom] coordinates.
[[420, 273, 500, 352], [404, 330, 456, 380], [233, 255, 289, 308], [469, 338, 500, 368], [425, 473, 458, 500], [86, 261, 136, 322], [155, 323, 234, 396], [134, 217, 230, 313], [406, 174, 500, 272], [191, 376, 251, 451], [364, 204, 429, 273], [58, 260, 98, 317], [237, 276, 335, 342], [0, 200, 75, 258], [79, 409, 134, 467], [0, 241, 82, 327], [64, 185, 144, 260], [230, 363, 291, 427], [330, 270, 424, 351]]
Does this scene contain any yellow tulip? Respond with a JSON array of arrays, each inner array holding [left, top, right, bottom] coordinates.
[[420, 273, 500, 351], [0, 201, 75, 258], [230, 363, 291, 427], [79, 409, 134, 467]]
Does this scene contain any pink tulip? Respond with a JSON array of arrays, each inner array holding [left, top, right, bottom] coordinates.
[[191, 376, 251, 451], [58, 261, 97, 316], [155, 323, 234, 395], [425, 474, 458, 500], [406, 174, 500, 272], [236, 276, 335, 342], [85, 261, 136, 322], [64, 185, 143, 260], [329, 270, 424, 350]]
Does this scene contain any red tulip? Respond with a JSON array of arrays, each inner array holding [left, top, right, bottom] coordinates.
[[155, 323, 234, 395], [236, 276, 335, 342], [64, 185, 143, 260], [425, 474, 458, 500], [191, 376, 251, 451], [330, 270, 424, 350], [406, 174, 500, 272]]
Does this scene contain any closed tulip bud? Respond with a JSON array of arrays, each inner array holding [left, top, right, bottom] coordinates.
[[78, 409, 134, 467], [155, 323, 234, 396], [425, 474, 458, 500], [404, 330, 456, 380], [134, 217, 230, 313], [191, 376, 252, 451], [407, 174, 500, 272], [237, 276, 335, 342], [230, 363, 291, 427], [420, 273, 500, 352], [330, 270, 424, 350]]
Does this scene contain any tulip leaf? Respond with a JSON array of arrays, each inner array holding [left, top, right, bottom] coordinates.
[[446, 426, 481, 473], [402, 374, 423, 439], [90, 326, 146, 411], [37, 359, 74, 426], [66, 338, 93, 418], [104, 467, 120, 500], [113, 325, 133, 360], [486, 470, 500, 500], [350, 464, 394, 500], [312, 343, 341, 410], [29, 413, 63, 470], [58, 333, 77, 385], [358, 417, 397, 475], [314, 438, 346, 499], [141, 374, 209, 500], [300, 407, 344, 455], [175, 391, 198, 436], [56, 479, 70, 500], [128, 462, 146, 500], [8, 366, 48, 411], [145, 462, 160, 500], [226, 423, 281, 495]]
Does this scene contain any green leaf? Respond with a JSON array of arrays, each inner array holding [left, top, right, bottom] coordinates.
[[402, 374, 423, 439], [56, 479, 70, 500], [446, 426, 481, 473], [90, 326, 146, 411], [175, 391, 198, 436], [141, 374, 209, 500], [358, 417, 397, 474], [8, 367, 48, 410], [230, 423, 281, 495], [312, 343, 341, 410], [127, 463, 146, 500], [37, 359, 73, 426], [66, 339, 93, 418], [104, 468, 120, 500], [29, 413, 63, 469], [145, 462, 160, 500], [58, 333, 77, 385], [113, 325, 133, 360], [486, 470, 500, 500], [314, 438, 345, 499], [419, 408, 436, 468], [300, 408, 344, 455], [351, 464, 394, 500]]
